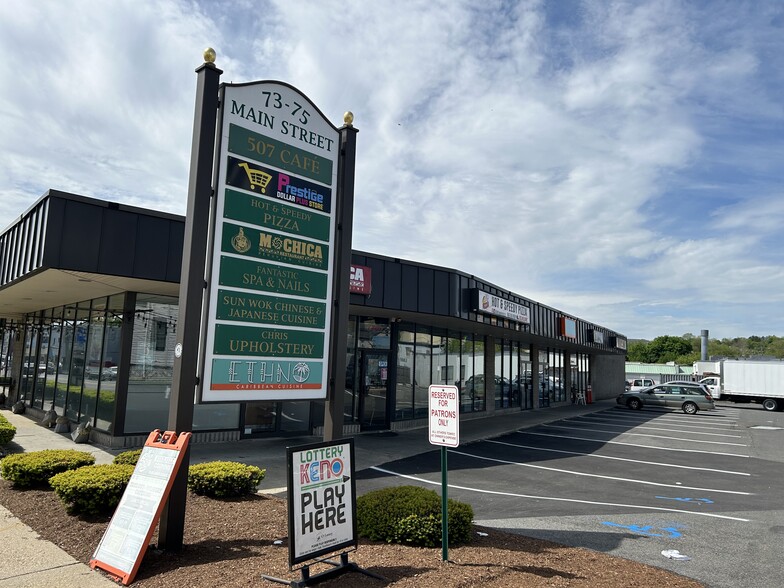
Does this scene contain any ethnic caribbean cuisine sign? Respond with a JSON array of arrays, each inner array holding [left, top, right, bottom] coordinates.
[[201, 82, 340, 402], [287, 438, 357, 566]]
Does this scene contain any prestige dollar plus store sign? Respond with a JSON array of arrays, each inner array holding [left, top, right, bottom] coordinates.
[[201, 82, 339, 402]]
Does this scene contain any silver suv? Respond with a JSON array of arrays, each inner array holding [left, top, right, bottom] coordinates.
[[617, 382, 715, 414]]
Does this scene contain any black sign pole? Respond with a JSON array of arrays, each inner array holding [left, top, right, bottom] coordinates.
[[159, 49, 222, 551], [323, 114, 358, 441]]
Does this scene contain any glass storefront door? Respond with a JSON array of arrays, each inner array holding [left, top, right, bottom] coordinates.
[[360, 350, 389, 430]]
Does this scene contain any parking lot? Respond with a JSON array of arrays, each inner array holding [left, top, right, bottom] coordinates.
[[357, 403, 784, 588]]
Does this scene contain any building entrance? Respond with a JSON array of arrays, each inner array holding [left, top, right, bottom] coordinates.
[[359, 350, 389, 430]]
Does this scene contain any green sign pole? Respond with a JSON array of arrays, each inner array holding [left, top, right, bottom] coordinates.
[[441, 445, 449, 562]]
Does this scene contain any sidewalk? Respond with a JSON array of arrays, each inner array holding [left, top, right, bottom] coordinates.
[[0, 399, 614, 587]]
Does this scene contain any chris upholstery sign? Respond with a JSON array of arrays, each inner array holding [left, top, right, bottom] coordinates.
[[287, 438, 357, 566], [201, 82, 339, 402]]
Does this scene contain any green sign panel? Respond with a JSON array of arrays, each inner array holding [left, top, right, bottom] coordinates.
[[228, 123, 333, 185], [218, 255, 328, 300], [215, 289, 326, 329], [210, 359, 324, 391], [221, 221, 329, 271], [224, 189, 331, 242], [214, 324, 324, 358]]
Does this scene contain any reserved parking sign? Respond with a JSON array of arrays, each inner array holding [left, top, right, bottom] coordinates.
[[429, 385, 460, 447]]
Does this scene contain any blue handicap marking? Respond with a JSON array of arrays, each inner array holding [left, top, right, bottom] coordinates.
[[602, 522, 682, 538], [655, 496, 714, 505]]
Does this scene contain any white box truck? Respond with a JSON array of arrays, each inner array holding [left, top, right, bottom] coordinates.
[[695, 360, 784, 411]]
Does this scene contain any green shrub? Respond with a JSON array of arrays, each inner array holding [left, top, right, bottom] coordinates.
[[0, 449, 96, 488], [49, 464, 134, 515], [187, 461, 265, 498], [356, 485, 474, 547], [0, 414, 16, 446], [113, 449, 142, 466]]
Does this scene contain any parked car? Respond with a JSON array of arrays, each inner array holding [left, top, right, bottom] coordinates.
[[617, 382, 715, 414]]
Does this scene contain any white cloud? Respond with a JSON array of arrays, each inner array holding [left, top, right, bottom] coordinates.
[[0, 0, 782, 341]]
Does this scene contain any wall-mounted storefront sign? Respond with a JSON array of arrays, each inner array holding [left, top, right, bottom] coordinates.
[[610, 336, 627, 350], [588, 329, 605, 345], [200, 82, 339, 402], [470, 289, 530, 324], [349, 264, 371, 295], [560, 317, 577, 339]]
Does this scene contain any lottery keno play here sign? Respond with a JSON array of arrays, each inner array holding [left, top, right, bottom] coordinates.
[[201, 81, 340, 402]]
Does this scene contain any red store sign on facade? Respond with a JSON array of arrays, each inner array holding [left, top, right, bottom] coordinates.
[[349, 264, 372, 295]]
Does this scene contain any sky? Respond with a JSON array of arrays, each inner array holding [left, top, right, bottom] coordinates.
[[1, 0, 782, 341]]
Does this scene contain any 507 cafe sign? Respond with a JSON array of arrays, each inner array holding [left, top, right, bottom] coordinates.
[[200, 81, 339, 402]]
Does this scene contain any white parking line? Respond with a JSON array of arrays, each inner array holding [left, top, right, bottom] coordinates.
[[519, 430, 750, 458], [566, 417, 744, 438], [449, 448, 751, 495], [486, 439, 751, 476], [596, 412, 738, 427], [369, 466, 751, 522], [539, 424, 748, 446]]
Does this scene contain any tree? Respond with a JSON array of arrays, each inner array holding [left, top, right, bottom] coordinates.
[[646, 336, 692, 363]]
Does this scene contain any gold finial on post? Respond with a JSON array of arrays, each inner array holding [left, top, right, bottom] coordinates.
[[203, 47, 216, 65], [343, 111, 354, 127]]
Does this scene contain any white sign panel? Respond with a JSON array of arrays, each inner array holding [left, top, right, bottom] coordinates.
[[288, 439, 357, 566], [474, 290, 530, 324], [429, 385, 460, 447], [200, 81, 340, 402]]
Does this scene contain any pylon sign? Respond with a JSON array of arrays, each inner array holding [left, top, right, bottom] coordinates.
[[200, 82, 340, 402]]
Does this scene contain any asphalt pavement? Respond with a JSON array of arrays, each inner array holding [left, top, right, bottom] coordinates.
[[0, 400, 612, 587]]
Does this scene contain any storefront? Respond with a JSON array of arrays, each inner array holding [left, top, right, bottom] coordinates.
[[0, 190, 626, 447]]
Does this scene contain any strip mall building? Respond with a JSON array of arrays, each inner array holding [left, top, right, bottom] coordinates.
[[0, 190, 627, 447]]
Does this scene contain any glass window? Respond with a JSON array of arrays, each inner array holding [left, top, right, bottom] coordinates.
[[463, 334, 485, 413], [445, 332, 461, 388], [358, 318, 390, 349], [66, 307, 90, 421], [414, 326, 431, 419], [127, 293, 239, 434], [80, 305, 105, 425], [43, 310, 62, 412], [20, 322, 36, 403], [95, 295, 124, 432], [395, 325, 415, 421]]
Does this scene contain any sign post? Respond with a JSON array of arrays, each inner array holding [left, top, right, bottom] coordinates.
[[428, 384, 460, 562]]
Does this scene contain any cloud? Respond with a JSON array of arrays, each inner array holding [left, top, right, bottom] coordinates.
[[0, 0, 782, 341]]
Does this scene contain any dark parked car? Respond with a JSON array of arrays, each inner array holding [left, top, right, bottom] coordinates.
[[617, 382, 715, 414]]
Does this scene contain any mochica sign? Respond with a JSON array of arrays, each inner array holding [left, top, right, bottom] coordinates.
[[287, 438, 357, 566], [201, 81, 339, 402]]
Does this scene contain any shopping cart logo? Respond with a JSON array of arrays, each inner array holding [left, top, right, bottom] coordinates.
[[238, 161, 272, 193]]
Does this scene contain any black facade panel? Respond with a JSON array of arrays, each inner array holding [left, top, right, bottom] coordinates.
[[98, 210, 138, 277], [41, 198, 65, 268], [383, 261, 402, 310], [360, 256, 385, 308], [60, 201, 102, 270], [401, 264, 418, 311], [134, 216, 171, 280], [433, 270, 449, 315], [458, 275, 471, 318], [166, 221, 185, 282], [418, 267, 434, 314]]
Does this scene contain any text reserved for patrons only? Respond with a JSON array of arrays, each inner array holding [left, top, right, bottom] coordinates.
[[429, 384, 460, 447], [287, 438, 357, 566]]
